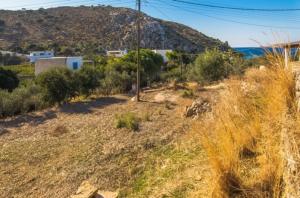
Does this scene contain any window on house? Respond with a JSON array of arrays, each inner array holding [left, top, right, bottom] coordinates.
[[72, 62, 79, 70], [40, 53, 44, 56]]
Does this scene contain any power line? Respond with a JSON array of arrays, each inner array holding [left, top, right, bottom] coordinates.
[[172, 0, 300, 12], [153, 0, 300, 30], [150, 0, 300, 23]]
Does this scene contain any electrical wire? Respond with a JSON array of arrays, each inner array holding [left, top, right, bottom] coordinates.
[[172, 0, 300, 12]]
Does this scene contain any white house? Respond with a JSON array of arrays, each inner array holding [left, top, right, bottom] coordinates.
[[106, 50, 128, 58], [152, 49, 173, 63], [35, 57, 83, 75], [29, 51, 54, 63]]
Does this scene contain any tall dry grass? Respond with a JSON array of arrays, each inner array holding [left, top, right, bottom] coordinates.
[[201, 51, 296, 197]]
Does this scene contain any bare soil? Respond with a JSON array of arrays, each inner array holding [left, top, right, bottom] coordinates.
[[0, 87, 221, 198]]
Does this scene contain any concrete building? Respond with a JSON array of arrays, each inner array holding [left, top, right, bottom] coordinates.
[[29, 51, 54, 63], [35, 57, 83, 75], [106, 50, 128, 58], [152, 49, 173, 63]]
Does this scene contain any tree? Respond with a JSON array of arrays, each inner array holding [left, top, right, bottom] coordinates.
[[122, 49, 163, 85], [0, 68, 19, 91], [189, 49, 227, 83]]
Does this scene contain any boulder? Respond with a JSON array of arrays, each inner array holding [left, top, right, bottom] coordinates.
[[71, 181, 119, 198], [184, 99, 211, 118], [71, 181, 98, 198]]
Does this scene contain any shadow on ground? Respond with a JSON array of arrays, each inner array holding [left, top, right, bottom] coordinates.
[[60, 97, 127, 114], [0, 110, 57, 129]]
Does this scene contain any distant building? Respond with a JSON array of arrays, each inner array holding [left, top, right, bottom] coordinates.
[[152, 49, 173, 62], [0, 50, 27, 57], [29, 51, 54, 63], [106, 50, 128, 58], [35, 57, 83, 75]]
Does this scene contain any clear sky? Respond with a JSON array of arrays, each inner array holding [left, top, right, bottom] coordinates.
[[1, 0, 300, 47]]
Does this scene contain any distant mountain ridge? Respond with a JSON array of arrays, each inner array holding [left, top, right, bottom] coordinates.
[[0, 5, 229, 54]]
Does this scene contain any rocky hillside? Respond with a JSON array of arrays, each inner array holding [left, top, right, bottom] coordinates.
[[0, 6, 229, 54]]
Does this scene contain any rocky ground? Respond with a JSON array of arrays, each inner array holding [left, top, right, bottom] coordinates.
[[0, 85, 222, 198]]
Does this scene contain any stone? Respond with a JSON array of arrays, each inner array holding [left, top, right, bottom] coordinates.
[[71, 181, 98, 198], [184, 99, 212, 118], [96, 191, 118, 198]]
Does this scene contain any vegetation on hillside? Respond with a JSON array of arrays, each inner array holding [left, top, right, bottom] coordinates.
[[0, 6, 229, 55]]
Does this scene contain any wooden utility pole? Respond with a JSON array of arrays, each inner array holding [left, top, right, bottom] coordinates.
[[136, 0, 141, 102]]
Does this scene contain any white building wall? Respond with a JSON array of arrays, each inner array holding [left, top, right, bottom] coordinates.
[[29, 51, 54, 63], [152, 49, 173, 62], [66, 57, 83, 70], [106, 50, 128, 58]]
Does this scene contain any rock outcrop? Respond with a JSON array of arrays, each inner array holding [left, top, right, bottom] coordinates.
[[184, 98, 211, 118]]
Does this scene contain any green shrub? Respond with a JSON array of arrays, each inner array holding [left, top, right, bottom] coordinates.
[[0, 53, 23, 66], [188, 49, 251, 84], [188, 49, 227, 83], [101, 70, 132, 95], [181, 89, 194, 98], [1, 64, 35, 76], [0, 84, 44, 117], [36, 68, 78, 105], [0, 68, 19, 91], [115, 112, 140, 131], [76, 65, 103, 96]]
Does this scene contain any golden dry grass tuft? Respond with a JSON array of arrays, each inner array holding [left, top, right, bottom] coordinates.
[[199, 52, 296, 197]]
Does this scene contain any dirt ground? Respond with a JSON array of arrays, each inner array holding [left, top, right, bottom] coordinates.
[[0, 86, 221, 198]]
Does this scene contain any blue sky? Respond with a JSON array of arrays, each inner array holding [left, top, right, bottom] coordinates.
[[0, 0, 300, 47]]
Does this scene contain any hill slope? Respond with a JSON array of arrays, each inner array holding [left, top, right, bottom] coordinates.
[[0, 6, 229, 54]]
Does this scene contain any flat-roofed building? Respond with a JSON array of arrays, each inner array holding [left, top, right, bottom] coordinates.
[[106, 50, 128, 58], [35, 57, 83, 75]]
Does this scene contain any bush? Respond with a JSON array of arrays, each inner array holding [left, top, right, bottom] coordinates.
[[188, 49, 251, 84], [76, 65, 103, 96], [115, 112, 140, 131], [100, 59, 135, 95], [101, 70, 132, 95], [1, 64, 35, 76], [0, 53, 23, 66], [180, 89, 194, 98], [0, 84, 44, 117], [0, 68, 19, 91], [36, 68, 78, 105], [188, 49, 227, 83]]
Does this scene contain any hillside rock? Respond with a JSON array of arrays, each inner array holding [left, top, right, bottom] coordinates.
[[0, 6, 229, 54]]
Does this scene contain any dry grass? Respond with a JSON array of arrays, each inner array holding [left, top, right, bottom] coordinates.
[[199, 52, 296, 197], [0, 88, 221, 198], [51, 125, 69, 137]]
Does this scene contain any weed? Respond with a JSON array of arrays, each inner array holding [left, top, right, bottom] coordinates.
[[116, 112, 140, 131], [180, 89, 194, 98]]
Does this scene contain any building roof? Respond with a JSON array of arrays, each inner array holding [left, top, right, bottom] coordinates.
[[273, 41, 300, 48]]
